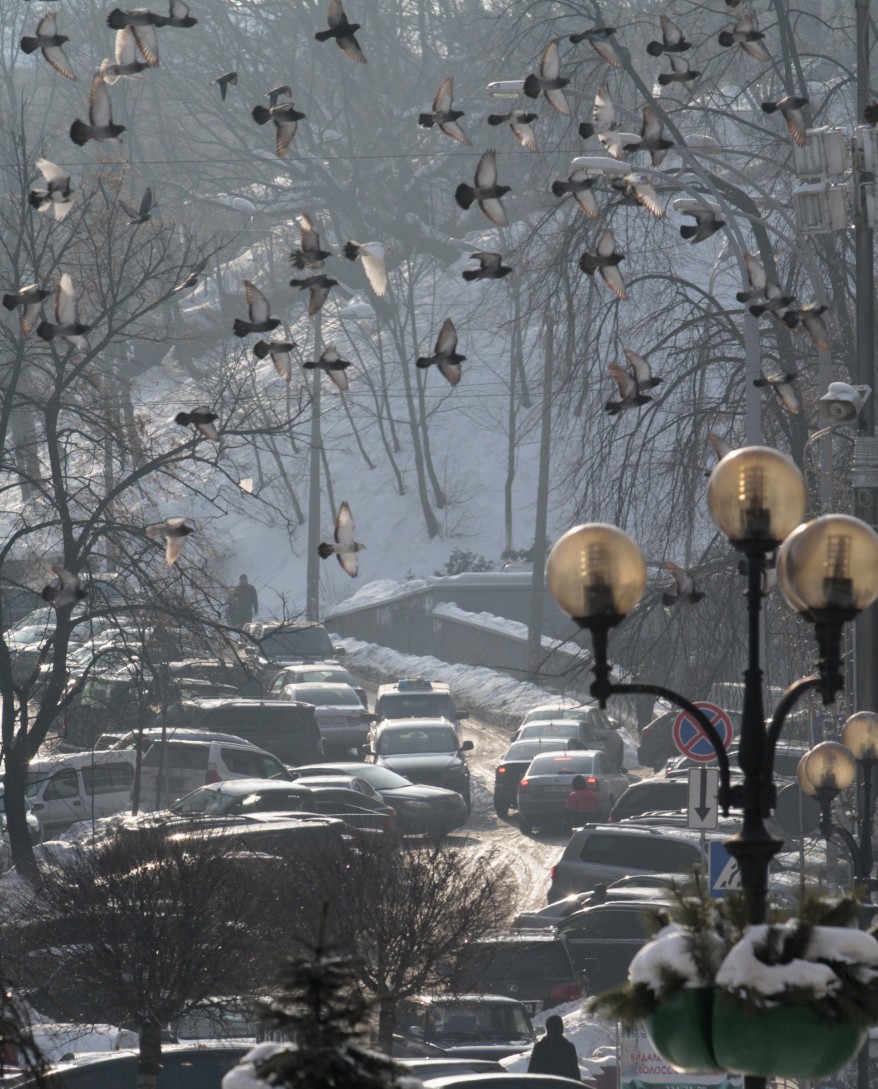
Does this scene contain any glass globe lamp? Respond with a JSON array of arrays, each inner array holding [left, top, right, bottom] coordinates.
[[547, 523, 647, 625], [842, 712, 878, 761], [781, 514, 878, 615], [776, 523, 813, 614], [707, 447, 806, 547], [801, 741, 857, 793]]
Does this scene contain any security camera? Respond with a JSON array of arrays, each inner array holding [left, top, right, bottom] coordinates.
[[818, 382, 872, 424]]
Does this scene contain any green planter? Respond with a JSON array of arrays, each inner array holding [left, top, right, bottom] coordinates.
[[712, 989, 867, 1079], [644, 987, 723, 1074]]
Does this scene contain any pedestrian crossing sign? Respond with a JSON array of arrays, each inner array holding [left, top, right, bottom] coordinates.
[[709, 841, 742, 898]]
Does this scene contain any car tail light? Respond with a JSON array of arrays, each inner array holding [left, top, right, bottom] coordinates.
[[519, 778, 530, 790], [205, 764, 221, 784], [549, 982, 582, 1001], [550, 865, 557, 880], [586, 776, 598, 788], [497, 766, 507, 776]]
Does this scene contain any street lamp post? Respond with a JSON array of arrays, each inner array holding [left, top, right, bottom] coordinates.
[[546, 446, 878, 1089]]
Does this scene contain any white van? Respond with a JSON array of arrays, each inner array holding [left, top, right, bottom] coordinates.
[[25, 751, 136, 837]]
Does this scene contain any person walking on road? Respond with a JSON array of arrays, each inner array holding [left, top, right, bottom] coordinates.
[[527, 1014, 581, 1081], [226, 573, 259, 628]]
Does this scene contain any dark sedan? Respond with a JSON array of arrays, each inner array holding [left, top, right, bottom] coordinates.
[[370, 718, 473, 808], [492, 738, 571, 818], [556, 899, 671, 994], [290, 761, 468, 836]]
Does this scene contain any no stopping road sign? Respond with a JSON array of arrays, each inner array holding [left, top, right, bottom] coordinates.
[[672, 701, 733, 762]]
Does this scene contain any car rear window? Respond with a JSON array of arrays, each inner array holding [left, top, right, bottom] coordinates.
[[220, 748, 288, 779], [260, 628, 333, 659], [377, 693, 456, 720], [81, 762, 134, 796], [466, 939, 575, 980], [527, 753, 596, 775], [378, 727, 458, 754], [292, 685, 360, 706], [503, 740, 569, 761], [142, 743, 206, 770], [611, 780, 688, 820]]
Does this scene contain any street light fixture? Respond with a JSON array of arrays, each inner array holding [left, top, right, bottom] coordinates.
[[547, 448, 878, 961]]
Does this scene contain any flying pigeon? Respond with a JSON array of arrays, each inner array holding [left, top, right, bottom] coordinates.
[[289, 274, 337, 316], [748, 280, 798, 326], [119, 187, 153, 225], [171, 257, 207, 293], [753, 372, 800, 414], [317, 501, 364, 577], [174, 407, 219, 441], [611, 173, 663, 218], [718, 12, 769, 62], [419, 77, 470, 144], [265, 84, 292, 106], [708, 432, 734, 462], [624, 107, 673, 167], [251, 101, 306, 158], [589, 81, 618, 139], [455, 149, 511, 227], [646, 15, 691, 56], [662, 562, 705, 607], [2, 284, 50, 336], [41, 566, 87, 609], [679, 205, 725, 243], [569, 26, 621, 68], [29, 159, 73, 220], [153, 0, 197, 28], [303, 345, 351, 391], [20, 13, 76, 80], [736, 253, 793, 319], [523, 39, 571, 115], [314, 0, 366, 63], [343, 241, 387, 296], [211, 71, 238, 100], [462, 253, 512, 281], [579, 229, 626, 300], [290, 214, 330, 269], [486, 110, 539, 152], [604, 349, 662, 415], [37, 273, 89, 350], [657, 55, 700, 89], [70, 72, 126, 146], [100, 28, 154, 82], [232, 280, 281, 337], [788, 302, 831, 350], [552, 168, 599, 217], [416, 318, 465, 386], [253, 339, 296, 380], [761, 96, 809, 147], [107, 8, 161, 28], [146, 518, 195, 566]]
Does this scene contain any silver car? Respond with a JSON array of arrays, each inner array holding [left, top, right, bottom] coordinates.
[[278, 682, 374, 751], [516, 749, 629, 833]]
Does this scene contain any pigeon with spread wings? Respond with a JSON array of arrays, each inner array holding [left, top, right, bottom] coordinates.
[[291, 214, 330, 269], [462, 253, 511, 281], [251, 101, 305, 158], [70, 72, 126, 145], [317, 501, 364, 577], [662, 562, 705, 607], [29, 159, 74, 220], [119, 187, 153, 225], [455, 149, 511, 227], [174, 407, 219, 441], [605, 349, 662, 414], [37, 273, 90, 350], [754, 372, 800, 414], [101, 27, 153, 82], [579, 229, 627, 299], [646, 15, 691, 56], [569, 26, 621, 68], [718, 11, 769, 62], [303, 346, 351, 391], [761, 96, 808, 147], [315, 0, 366, 63], [624, 107, 673, 167], [289, 274, 337, 316], [552, 168, 599, 217], [416, 318, 465, 386], [41, 566, 88, 609], [146, 518, 195, 566], [211, 71, 238, 99], [343, 241, 386, 296], [20, 13, 76, 80], [486, 110, 539, 152], [254, 339, 296, 380], [419, 77, 470, 144], [3, 284, 51, 336], [233, 281, 281, 337], [523, 39, 571, 115]]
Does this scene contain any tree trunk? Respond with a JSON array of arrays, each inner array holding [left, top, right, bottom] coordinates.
[[376, 991, 397, 1055], [137, 1018, 163, 1089]]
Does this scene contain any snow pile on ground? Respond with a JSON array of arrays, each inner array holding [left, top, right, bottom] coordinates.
[[500, 999, 617, 1078]]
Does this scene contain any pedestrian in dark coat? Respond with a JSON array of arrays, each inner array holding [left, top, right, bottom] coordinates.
[[226, 573, 259, 627], [527, 1014, 581, 1081]]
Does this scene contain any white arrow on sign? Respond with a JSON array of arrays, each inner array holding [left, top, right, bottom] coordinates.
[[688, 766, 719, 830]]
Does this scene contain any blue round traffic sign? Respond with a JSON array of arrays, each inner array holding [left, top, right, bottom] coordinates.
[[672, 702, 733, 761]]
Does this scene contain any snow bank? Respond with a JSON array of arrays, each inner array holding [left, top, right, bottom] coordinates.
[[499, 999, 617, 1077]]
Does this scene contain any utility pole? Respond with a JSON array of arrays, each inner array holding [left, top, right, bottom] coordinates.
[[527, 314, 553, 680], [306, 313, 323, 621], [853, 0, 878, 719]]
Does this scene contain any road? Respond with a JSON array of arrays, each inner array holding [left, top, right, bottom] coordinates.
[[450, 713, 568, 913]]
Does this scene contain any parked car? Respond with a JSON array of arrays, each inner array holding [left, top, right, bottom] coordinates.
[[519, 702, 615, 739], [243, 620, 341, 665], [511, 721, 597, 748], [369, 718, 473, 807], [135, 738, 290, 811], [268, 664, 367, 707], [546, 825, 704, 902], [22, 1043, 251, 1089], [393, 995, 535, 1060], [25, 751, 137, 837], [398, 1059, 505, 1078], [517, 751, 630, 832], [452, 931, 584, 1014], [277, 683, 374, 753], [167, 778, 396, 838], [374, 678, 466, 726], [557, 900, 672, 994], [608, 776, 688, 822], [144, 699, 325, 766], [290, 761, 468, 836], [493, 739, 572, 818]]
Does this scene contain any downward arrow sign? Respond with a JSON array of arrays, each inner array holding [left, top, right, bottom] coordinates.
[[695, 769, 712, 822]]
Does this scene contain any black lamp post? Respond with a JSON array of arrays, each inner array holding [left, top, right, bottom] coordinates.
[[546, 445, 878, 1089]]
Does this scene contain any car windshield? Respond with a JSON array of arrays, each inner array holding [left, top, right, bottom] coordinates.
[[378, 693, 456, 720], [172, 787, 306, 816], [429, 1002, 531, 1041], [378, 727, 458, 755], [518, 723, 579, 738], [295, 669, 354, 685], [526, 753, 596, 775], [504, 740, 570, 761], [293, 685, 360, 707], [522, 704, 591, 724]]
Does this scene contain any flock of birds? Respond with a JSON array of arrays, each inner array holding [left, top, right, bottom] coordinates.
[[0, 0, 862, 596]]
